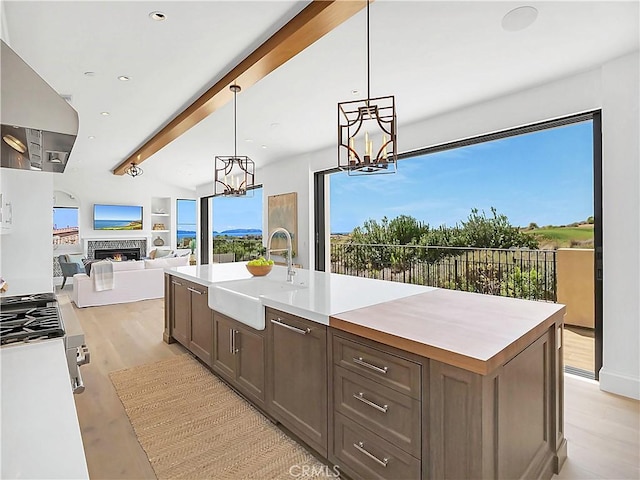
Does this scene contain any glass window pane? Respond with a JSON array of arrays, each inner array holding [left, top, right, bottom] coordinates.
[[177, 199, 197, 248], [53, 207, 79, 246], [211, 187, 263, 262]]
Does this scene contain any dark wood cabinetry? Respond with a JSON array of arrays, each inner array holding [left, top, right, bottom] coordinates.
[[329, 331, 425, 480], [330, 325, 564, 480], [168, 276, 213, 366], [170, 277, 190, 346], [428, 329, 564, 480], [189, 283, 213, 364], [164, 274, 565, 480], [266, 308, 328, 457], [212, 311, 266, 408]]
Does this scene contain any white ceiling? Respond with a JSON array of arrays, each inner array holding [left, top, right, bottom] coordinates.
[[2, 1, 638, 191]]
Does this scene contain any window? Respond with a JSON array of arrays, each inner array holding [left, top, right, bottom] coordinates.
[[53, 207, 79, 246], [177, 199, 197, 248], [208, 186, 263, 263]]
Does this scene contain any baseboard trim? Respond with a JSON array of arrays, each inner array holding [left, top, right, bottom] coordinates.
[[554, 437, 568, 474], [599, 367, 640, 400]]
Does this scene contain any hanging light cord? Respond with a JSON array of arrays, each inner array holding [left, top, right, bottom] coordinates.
[[366, 0, 370, 102], [233, 85, 238, 160]]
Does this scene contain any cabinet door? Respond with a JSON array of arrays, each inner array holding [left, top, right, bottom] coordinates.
[[236, 325, 266, 407], [189, 284, 213, 366], [212, 312, 236, 381], [171, 278, 190, 347], [267, 309, 328, 456]]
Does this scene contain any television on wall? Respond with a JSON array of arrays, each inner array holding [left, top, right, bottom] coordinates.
[[93, 204, 143, 230]]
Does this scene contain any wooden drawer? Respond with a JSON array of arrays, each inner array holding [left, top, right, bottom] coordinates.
[[333, 412, 421, 480], [333, 335, 421, 399], [334, 366, 421, 458]]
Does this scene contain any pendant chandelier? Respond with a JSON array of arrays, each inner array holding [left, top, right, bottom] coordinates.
[[214, 84, 255, 196], [125, 162, 143, 177], [338, 0, 397, 175]]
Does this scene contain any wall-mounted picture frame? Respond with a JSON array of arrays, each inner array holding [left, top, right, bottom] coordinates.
[[267, 192, 298, 257]]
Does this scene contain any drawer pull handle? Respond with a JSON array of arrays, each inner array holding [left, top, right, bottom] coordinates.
[[171, 280, 183, 286], [271, 318, 311, 335], [353, 441, 388, 468], [353, 392, 388, 413], [353, 356, 388, 374], [187, 287, 204, 295]]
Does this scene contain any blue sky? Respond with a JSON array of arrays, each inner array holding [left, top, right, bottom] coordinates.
[[330, 121, 594, 233], [93, 204, 142, 222], [53, 207, 78, 229], [177, 199, 197, 231], [212, 188, 263, 232]]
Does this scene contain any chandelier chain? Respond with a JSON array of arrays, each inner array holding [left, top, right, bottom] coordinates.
[[366, 0, 370, 102], [233, 84, 237, 160]]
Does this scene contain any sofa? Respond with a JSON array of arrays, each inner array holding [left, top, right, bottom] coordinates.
[[72, 256, 188, 308]]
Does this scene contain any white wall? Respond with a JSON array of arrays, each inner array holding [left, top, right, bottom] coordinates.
[[54, 170, 195, 253], [599, 53, 640, 400], [0, 168, 54, 295], [249, 53, 639, 399]]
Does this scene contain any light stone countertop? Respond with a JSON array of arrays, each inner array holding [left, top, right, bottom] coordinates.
[[166, 262, 565, 374], [1, 339, 89, 479], [166, 262, 435, 325]]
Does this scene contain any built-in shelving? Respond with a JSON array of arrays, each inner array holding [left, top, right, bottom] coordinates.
[[151, 197, 172, 250]]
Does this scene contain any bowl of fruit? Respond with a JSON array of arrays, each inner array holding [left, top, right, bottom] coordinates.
[[246, 257, 275, 276]]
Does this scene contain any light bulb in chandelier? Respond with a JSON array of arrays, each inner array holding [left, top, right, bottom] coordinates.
[[337, 0, 397, 176]]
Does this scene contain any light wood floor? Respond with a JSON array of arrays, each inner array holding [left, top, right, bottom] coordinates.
[[564, 326, 595, 373], [61, 293, 639, 480]]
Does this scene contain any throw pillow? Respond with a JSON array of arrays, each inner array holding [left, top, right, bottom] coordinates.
[[144, 259, 169, 269], [149, 249, 157, 259], [155, 249, 174, 258], [164, 256, 189, 267], [68, 253, 85, 272]]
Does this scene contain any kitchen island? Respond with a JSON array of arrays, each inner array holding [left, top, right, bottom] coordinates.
[[164, 263, 566, 480]]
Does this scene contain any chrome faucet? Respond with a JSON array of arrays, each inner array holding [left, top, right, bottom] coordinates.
[[267, 227, 296, 283]]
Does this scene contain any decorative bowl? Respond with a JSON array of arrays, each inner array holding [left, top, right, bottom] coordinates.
[[246, 264, 273, 276]]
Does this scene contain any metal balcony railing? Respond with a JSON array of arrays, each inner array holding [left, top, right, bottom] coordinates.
[[212, 236, 265, 262], [330, 243, 557, 302]]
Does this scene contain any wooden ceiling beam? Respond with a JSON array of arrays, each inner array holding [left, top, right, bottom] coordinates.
[[113, 0, 366, 175]]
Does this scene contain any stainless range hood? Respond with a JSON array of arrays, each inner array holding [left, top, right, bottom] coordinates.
[[1, 40, 78, 173]]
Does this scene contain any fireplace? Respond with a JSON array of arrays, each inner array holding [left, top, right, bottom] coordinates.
[[87, 239, 147, 260], [94, 248, 141, 261]]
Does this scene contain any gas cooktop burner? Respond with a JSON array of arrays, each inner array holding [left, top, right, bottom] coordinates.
[[0, 292, 57, 307], [0, 304, 64, 345]]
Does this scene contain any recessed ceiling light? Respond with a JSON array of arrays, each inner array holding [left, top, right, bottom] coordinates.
[[84, 71, 96, 77], [261, 145, 267, 149], [149, 11, 166, 21], [88, 136, 96, 140], [502, 6, 538, 32], [118, 76, 131, 81], [270, 123, 280, 129], [245, 138, 254, 143], [100, 111, 110, 116], [351, 89, 360, 95]]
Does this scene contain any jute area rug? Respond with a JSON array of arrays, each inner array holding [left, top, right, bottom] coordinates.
[[110, 354, 332, 479]]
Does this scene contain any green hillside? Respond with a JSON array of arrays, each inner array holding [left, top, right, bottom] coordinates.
[[525, 226, 594, 248]]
